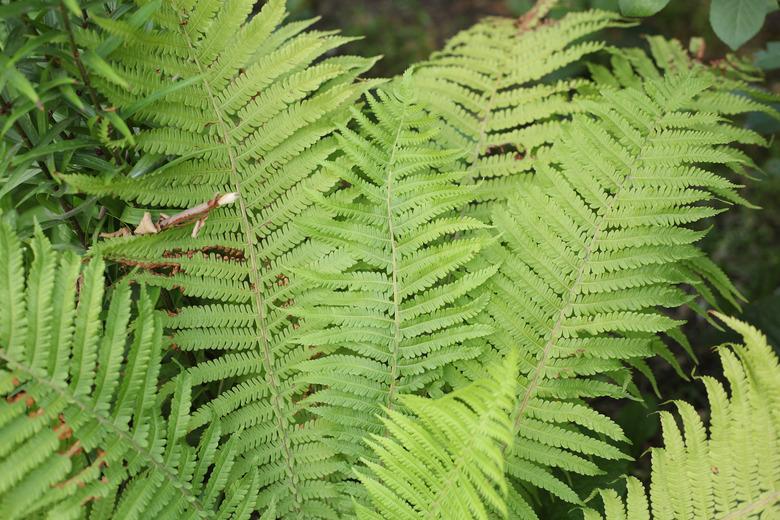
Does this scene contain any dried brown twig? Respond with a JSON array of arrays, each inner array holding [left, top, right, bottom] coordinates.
[[100, 192, 239, 239]]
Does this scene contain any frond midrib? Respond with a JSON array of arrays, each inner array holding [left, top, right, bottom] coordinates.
[[0, 350, 206, 515], [383, 101, 410, 411], [719, 490, 780, 520], [171, 6, 302, 510]]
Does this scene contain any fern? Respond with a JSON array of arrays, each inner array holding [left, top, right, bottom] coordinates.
[[460, 63, 775, 516], [585, 314, 780, 519], [62, 0, 380, 515], [355, 352, 519, 520], [0, 222, 255, 519], [36, 2, 777, 518], [292, 79, 496, 504], [412, 9, 630, 205]]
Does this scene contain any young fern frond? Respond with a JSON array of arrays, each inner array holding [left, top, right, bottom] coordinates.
[[63, 1, 379, 515], [412, 10, 630, 205], [356, 352, 519, 520], [293, 81, 496, 499], [468, 69, 772, 516], [585, 314, 780, 519], [0, 223, 255, 520]]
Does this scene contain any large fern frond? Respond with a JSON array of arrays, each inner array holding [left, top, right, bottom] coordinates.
[[355, 352, 519, 520], [62, 1, 379, 515], [292, 80, 497, 504], [585, 314, 780, 519], [0, 222, 255, 520], [468, 67, 773, 516], [412, 9, 630, 205]]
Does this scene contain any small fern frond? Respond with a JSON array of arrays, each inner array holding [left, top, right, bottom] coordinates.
[[0, 223, 255, 519], [62, 1, 380, 515], [585, 314, 780, 520], [356, 352, 519, 520], [293, 80, 497, 496], [412, 10, 630, 205], [471, 67, 771, 515]]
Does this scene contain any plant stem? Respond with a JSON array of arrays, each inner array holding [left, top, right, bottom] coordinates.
[[516, 0, 559, 31], [59, 2, 101, 112]]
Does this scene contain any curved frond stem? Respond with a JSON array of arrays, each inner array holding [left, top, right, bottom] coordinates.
[[383, 101, 410, 410]]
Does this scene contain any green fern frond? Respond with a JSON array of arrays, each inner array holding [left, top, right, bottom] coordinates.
[[585, 314, 780, 520], [468, 68, 771, 515], [356, 352, 519, 520], [412, 9, 630, 205], [62, 1, 380, 515], [0, 222, 255, 520], [292, 80, 497, 501]]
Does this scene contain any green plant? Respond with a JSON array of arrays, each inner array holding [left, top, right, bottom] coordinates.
[[619, 0, 778, 51], [357, 352, 519, 520], [584, 314, 780, 519], [1, 0, 778, 518], [293, 79, 497, 501], [0, 222, 258, 518], [411, 8, 629, 208]]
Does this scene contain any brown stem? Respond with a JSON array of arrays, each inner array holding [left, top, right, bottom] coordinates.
[[157, 192, 239, 231], [516, 0, 559, 32]]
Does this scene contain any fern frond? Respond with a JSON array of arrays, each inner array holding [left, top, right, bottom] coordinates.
[[356, 352, 519, 520], [292, 80, 497, 503], [412, 9, 630, 205], [585, 314, 780, 520], [63, 1, 379, 515], [469, 68, 771, 515], [0, 223, 254, 520]]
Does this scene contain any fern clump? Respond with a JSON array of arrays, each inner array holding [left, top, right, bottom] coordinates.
[[2, 1, 778, 518], [586, 314, 780, 519]]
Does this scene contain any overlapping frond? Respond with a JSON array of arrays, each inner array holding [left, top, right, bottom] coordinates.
[[61, 0, 379, 515], [465, 68, 772, 516], [585, 314, 780, 520], [292, 81, 497, 501], [412, 9, 630, 205], [0, 223, 255, 520], [356, 352, 518, 520]]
